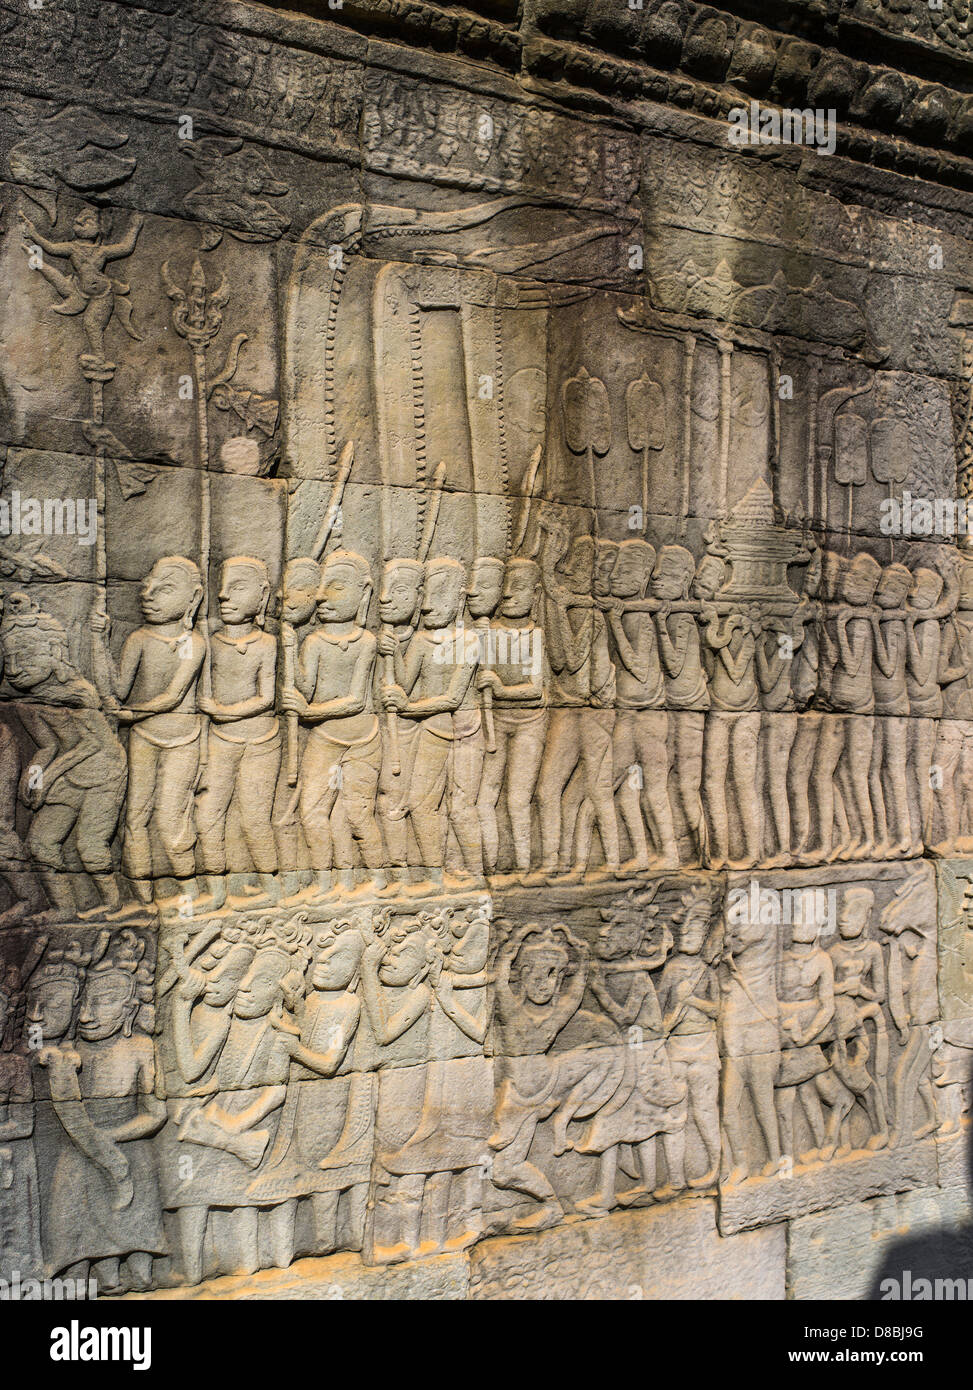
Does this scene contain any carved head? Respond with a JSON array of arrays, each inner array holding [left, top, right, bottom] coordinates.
[[677, 887, 712, 955], [691, 552, 726, 602], [466, 557, 505, 619], [73, 206, 101, 241], [959, 559, 973, 611], [559, 536, 594, 597], [819, 550, 844, 602], [499, 558, 539, 621], [803, 545, 823, 599], [1, 608, 74, 691], [596, 911, 642, 961], [593, 540, 619, 598], [421, 558, 467, 629], [379, 559, 424, 627], [141, 556, 203, 629], [233, 946, 304, 1019], [875, 563, 912, 611], [311, 921, 366, 991], [378, 918, 439, 987], [78, 930, 150, 1042], [26, 945, 87, 1044], [653, 545, 695, 600], [203, 943, 255, 1007], [317, 550, 372, 625], [218, 556, 271, 627], [841, 552, 882, 606], [517, 927, 570, 1005], [790, 913, 822, 947], [611, 539, 655, 599], [279, 557, 322, 627], [909, 566, 944, 612], [839, 886, 874, 939]]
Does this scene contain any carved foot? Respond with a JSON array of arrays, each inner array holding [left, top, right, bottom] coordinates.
[[616, 1185, 655, 1208], [511, 1200, 562, 1233], [866, 1132, 889, 1150], [574, 1192, 618, 1216], [688, 1167, 719, 1190]]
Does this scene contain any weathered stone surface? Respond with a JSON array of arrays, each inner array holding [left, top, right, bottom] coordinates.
[[1, 0, 973, 1304], [468, 1199, 786, 1299], [788, 1185, 973, 1300]]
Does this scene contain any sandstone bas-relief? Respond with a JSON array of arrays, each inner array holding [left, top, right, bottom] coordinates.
[[2, 0, 973, 1301]]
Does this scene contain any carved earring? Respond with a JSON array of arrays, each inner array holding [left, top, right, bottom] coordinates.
[[185, 587, 204, 630], [257, 584, 271, 629], [356, 582, 373, 628]]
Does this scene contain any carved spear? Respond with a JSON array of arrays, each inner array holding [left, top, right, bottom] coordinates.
[[563, 367, 611, 538], [162, 257, 230, 781]]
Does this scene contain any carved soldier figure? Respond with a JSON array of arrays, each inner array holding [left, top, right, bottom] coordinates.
[[196, 557, 281, 910], [657, 887, 721, 1189], [39, 932, 166, 1292], [0, 933, 47, 1279], [720, 900, 781, 1182], [2, 603, 126, 916], [169, 935, 308, 1284], [880, 875, 939, 1148], [376, 558, 424, 881], [273, 557, 322, 895], [576, 904, 687, 1211], [282, 550, 387, 897], [700, 566, 761, 869], [380, 557, 484, 889], [828, 551, 882, 860], [533, 525, 619, 880], [605, 540, 679, 871], [91, 557, 205, 903], [934, 557, 973, 852], [828, 887, 889, 1150], [654, 545, 710, 864], [869, 563, 915, 858], [476, 558, 547, 879], [906, 565, 954, 850], [377, 903, 492, 1257], [775, 911, 851, 1165], [250, 917, 373, 1261], [489, 923, 620, 1231]]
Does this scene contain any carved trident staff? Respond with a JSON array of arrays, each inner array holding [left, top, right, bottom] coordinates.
[[161, 258, 235, 781]]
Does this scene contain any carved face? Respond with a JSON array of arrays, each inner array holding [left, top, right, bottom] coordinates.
[[204, 947, 254, 1006], [842, 557, 881, 606], [500, 563, 538, 619], [653, 552, 691, 601], [317, 561, 366, 623], [73, 208, 100, 240], [875, 566, 911, 610], [218, 561, 267, 625], [692, 555, 724, 601], [27, 977, 78, 1043], [280, 561, 321, 627], [379, 565, 422, 626], [467, 560, 504, 619], [311, 930, 363, 991], [421, 568, 464, 629], [791, 916, 820, 947], [610, 546, 654, 599], [141, 561, 199, 625], [838, 892, 872, 939], [679, 909, 709, 955], [233, 951, 288, 1018], [597, 916, 640, 960], [78, 970, 136, 1041], [909, 568, 942, 611], [379, 928, 432, 987], [1, 629, 57, 690], [519, 947, 567, 1006], [960, 562, 973, 610], [593, 543, 618, 598]]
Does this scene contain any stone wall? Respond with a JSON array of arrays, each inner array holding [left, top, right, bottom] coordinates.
[[1, 0, 973, 1301]]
